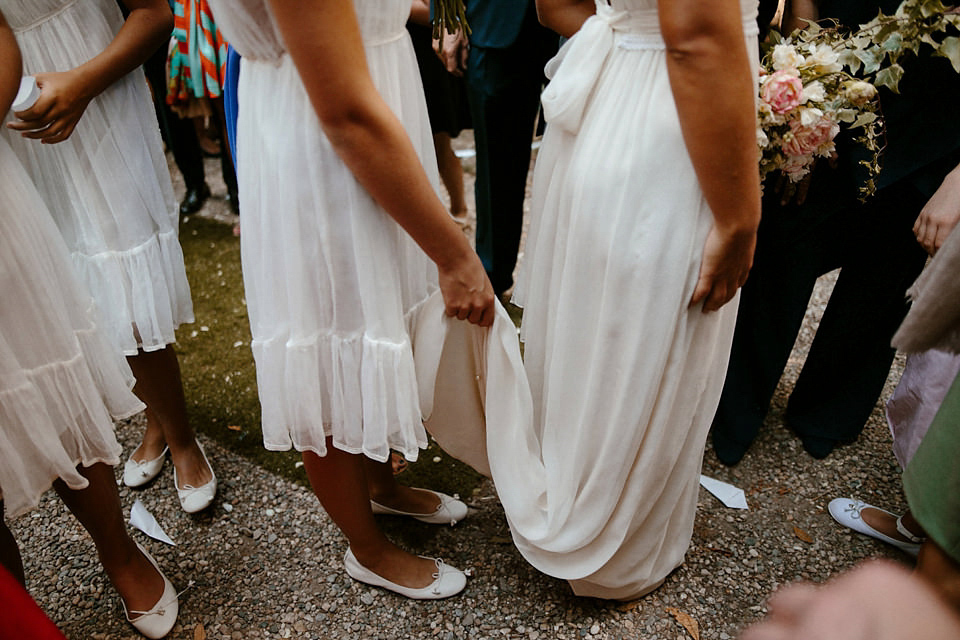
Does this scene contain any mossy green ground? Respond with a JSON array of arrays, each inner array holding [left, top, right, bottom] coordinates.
[[175, 214, 486, 497]]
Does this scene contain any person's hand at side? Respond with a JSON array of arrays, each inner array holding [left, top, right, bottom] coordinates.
[[741, 561, 960, 640], [433, 28, 468, 76], [690, 226, 756, 313], [914, 163, 960, 255]]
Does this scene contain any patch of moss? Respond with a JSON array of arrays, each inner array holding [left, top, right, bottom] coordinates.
[[176, 215, 485, 498]]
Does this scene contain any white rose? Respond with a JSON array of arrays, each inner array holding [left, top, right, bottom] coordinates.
[[798, 106, 824, 126], [757, 126, 770, 148], [845, 80, 878, 106], [772, 44, 804, 71], [806, 43, 842, 72], [801, 80, 826, 103]]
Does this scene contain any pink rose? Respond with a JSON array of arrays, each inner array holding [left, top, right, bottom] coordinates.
[[781, 155, 812, 182], [782, 117, 839, 157], [761, 70, 803, 115]]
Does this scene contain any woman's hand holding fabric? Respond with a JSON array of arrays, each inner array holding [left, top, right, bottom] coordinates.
[[438, 252, 496, 327]]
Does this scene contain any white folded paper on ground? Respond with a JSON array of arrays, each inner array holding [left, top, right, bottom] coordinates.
[[699, 475, 749, 509], [129, 499, 176, 545]]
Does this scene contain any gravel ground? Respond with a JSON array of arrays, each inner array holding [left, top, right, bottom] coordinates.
[[8, 149, 915, 639]]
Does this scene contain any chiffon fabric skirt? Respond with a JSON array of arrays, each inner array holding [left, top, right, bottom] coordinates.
[[3, 0, 194, 355], [508, 0, 758, 599], [226, 1, 441, 462], [0, 138, 144, 519]]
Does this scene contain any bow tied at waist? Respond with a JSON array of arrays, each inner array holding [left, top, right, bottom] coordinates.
[[540, 5, 664, 135], [540, 3, 759, 135]]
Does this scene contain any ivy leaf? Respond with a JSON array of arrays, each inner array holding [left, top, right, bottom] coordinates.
[[875, 63, 905, 92], [882, 31, 904, 51], [937, 36, 960, 73], [921, 0, 950, 18], [839, 49, 863, 74], [852, 112, 879, 128], [855, 47, 885, 74]]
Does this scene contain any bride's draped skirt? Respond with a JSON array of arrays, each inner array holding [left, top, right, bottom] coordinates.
[[507, 0, 759, 599]]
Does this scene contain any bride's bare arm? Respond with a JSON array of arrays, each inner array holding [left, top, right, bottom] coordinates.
[[659, 0, 761, 312], [536, 0, 596, 37], [267, 0, 495, 326]]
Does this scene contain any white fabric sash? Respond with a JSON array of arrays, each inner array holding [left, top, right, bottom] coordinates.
[[541, 2, 759, 135]]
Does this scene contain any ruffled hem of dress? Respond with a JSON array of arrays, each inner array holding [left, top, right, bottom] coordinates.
[[255, 296, 432, 464], [71, 227, 194, 355], [0, 325, 140, 519]]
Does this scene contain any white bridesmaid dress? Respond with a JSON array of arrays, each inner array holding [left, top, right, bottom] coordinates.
[[206, 0, 442, 462], [0, 136, 144, 518], [1, 0, 194, 355]]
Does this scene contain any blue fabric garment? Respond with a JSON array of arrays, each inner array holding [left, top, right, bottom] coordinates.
[[224, 44, 240, 170]]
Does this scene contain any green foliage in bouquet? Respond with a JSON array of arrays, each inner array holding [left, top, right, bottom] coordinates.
[[432, 0, 470, 38], [759, 0, 960, 198], [833, 0, 960, 93]]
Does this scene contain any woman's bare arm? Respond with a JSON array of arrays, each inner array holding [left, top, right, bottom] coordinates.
[[268, 0, 495, 326], [8, 0, 172, 143], [536, 0, 596, 37], [0, 11, 21, 115], [659, 0, 762, 312]]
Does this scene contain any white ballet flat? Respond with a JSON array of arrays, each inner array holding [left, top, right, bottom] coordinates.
[[828, 498, 923, 556], [173, 440, 216, 514], [123, 447, 168, 488], [343, 548, 466, 600], [123, 543, 179, 639], [370, 489, 468, 525]]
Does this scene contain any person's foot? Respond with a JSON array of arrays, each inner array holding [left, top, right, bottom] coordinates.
[[172, 439, 216, 513], [712, 431, 750, 466], [828, 498, 924, 556], [179, 184, 211, 216], [800, 434, 835, 459], [345, 544, 466, 599], [104, 542, 167, 620], [370, 488, 468, 525], [860, 507, 925, 544], [170, 440, 214, 492], [370, 485, 444, 515]]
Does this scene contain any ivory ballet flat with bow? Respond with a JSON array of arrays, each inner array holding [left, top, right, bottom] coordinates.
[[370, 489, 467, 525], [123, 447, 168, 488], [122, 543, 179, 639], [343, 548, 466, 600]]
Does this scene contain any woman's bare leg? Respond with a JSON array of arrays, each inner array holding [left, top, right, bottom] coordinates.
[[127, 346, 212, 489], [53, 463, 164, 613], [364, 456, 441, 514], [433, 132, 467, 219], [301, 441, 437, 587]]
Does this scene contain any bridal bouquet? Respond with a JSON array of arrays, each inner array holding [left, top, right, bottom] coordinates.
[[757, 0, 960, 198], [757, 33, 882, 195]]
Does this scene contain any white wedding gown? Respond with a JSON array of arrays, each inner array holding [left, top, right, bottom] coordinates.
[[506, 0, 760, 599]]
